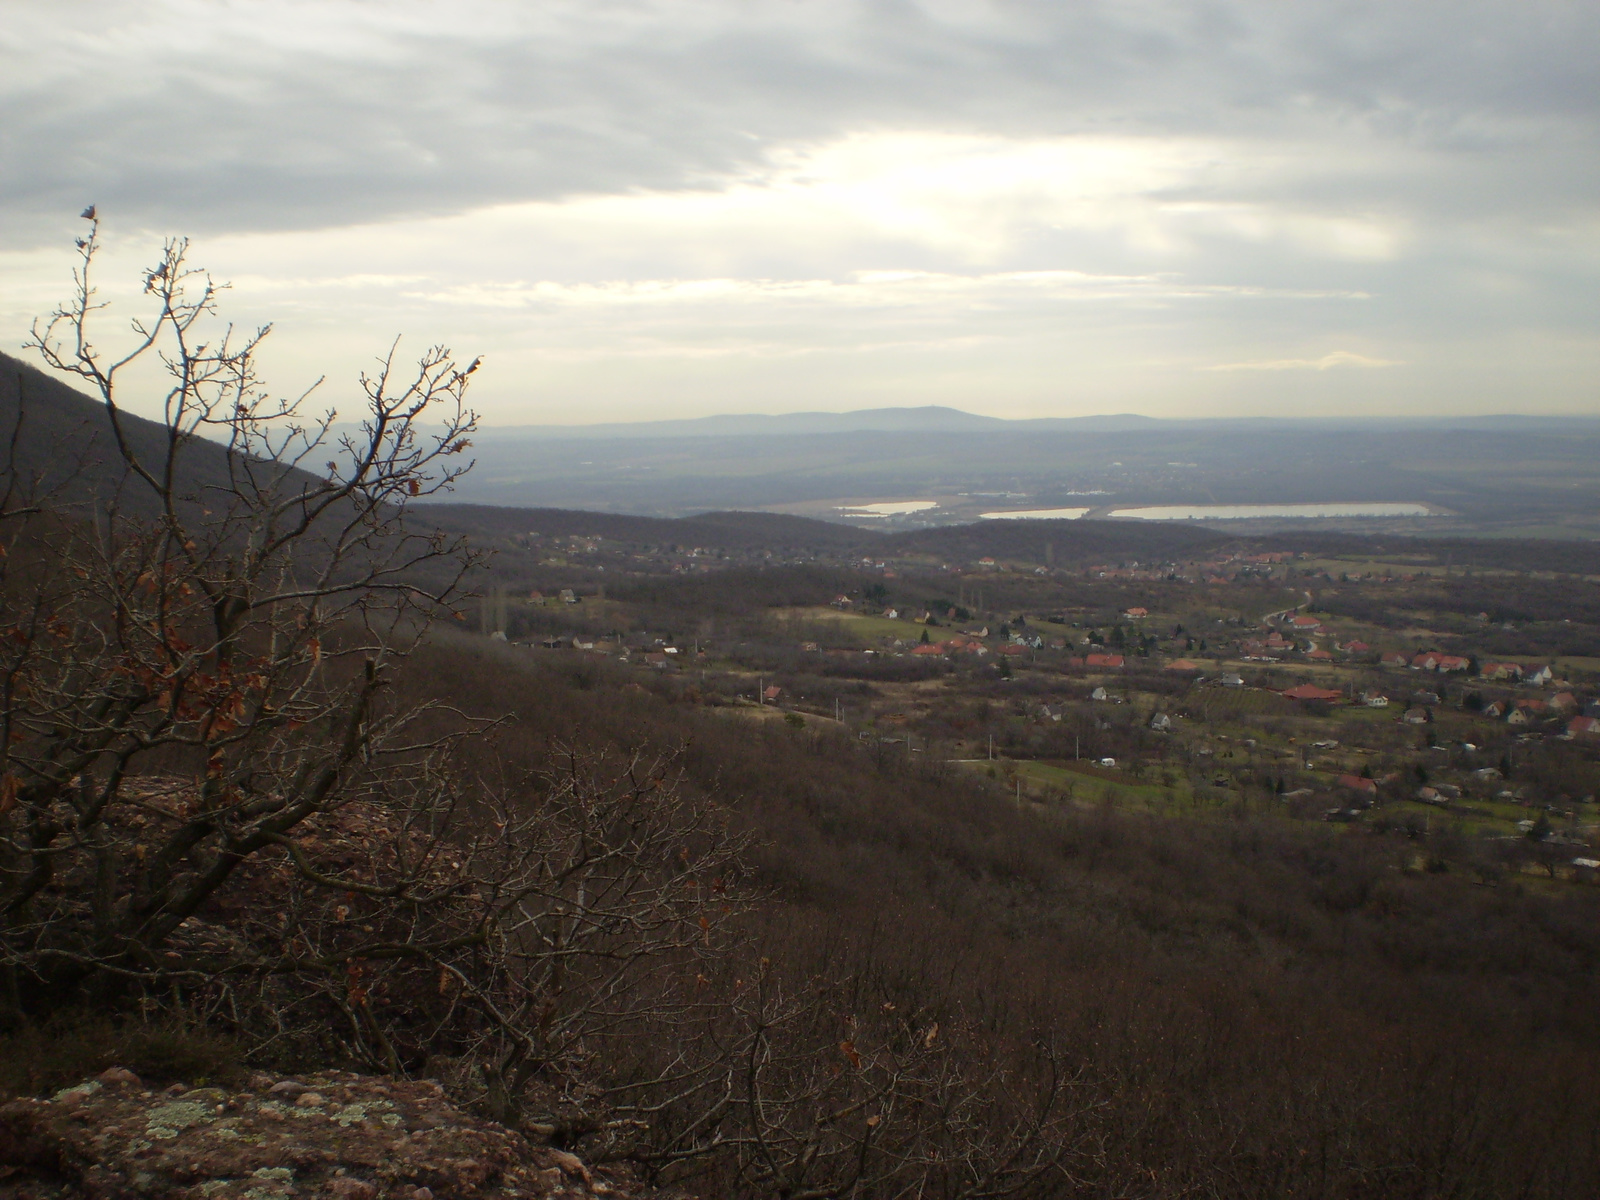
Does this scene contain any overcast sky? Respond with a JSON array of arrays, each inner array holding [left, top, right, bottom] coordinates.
[[3, 0, 1597, 424]]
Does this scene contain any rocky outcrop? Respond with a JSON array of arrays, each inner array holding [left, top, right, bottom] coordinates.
[[0, 1068, 651, 1199]]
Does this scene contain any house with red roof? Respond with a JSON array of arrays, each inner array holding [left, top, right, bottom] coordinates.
[[1338, 774, 1378, 795], [1085, 653, 1125, 669], [1289, 615, 1322, 630], [1481, 662, 1522, 680], [1306, 649, 1334, 662], [1124, 607, 1149, 618], [1568, 716, 1600, 737], [1381, 652, 1409, 668], [1283, 683, 1342, 702]]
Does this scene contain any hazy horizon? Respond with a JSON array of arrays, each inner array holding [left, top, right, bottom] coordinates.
[[3, 1, 1598, 426], [466, 404, 1600, 433]]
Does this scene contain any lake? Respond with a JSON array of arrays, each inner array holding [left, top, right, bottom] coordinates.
[[1108, 503, 1435, 520], [836, 501, 940, 517], [979, 507, 1093, 520]]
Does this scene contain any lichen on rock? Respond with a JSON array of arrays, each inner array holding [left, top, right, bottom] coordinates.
[[0, 1068, 659, 1199]]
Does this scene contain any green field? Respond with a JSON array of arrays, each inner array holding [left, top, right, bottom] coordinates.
[[775, 606, 967, 645]]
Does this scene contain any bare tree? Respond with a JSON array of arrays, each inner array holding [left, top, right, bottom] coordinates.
[[0, 212, 481, 1007]]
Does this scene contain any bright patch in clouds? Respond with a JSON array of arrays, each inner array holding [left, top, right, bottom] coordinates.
[[1201, 351, 1404, 372]]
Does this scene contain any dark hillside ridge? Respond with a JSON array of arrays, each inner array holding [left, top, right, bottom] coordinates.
[[418, 503, 869, 553], [417, 503, 1225, 564], [0, 350, 314, 518], [0, 349, 162, 515], [421, 502, 1600, 575]]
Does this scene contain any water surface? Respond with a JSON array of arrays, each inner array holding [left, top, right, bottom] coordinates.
[[979, 507, 1092, 520], [1109, 503, 1433, 520]]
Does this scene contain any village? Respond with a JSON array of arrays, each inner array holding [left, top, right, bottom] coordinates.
[[482, 532, 1600, 887]]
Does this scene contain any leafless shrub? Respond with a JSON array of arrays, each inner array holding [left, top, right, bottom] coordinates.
[[0, 213, 480, 1008]]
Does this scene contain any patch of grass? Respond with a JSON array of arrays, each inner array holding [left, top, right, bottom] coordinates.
[[1010, 759, 1176, 809], [777, 606, 962, 644]]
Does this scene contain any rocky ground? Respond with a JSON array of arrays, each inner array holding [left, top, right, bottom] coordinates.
[[0, 1068, 665, 1199]]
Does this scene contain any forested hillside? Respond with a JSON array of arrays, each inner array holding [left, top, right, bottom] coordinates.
[[381, 631, 1600, 1196]]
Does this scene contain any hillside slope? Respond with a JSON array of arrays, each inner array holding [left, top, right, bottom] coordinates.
[[418, 502, 1225, 565], [0, 350, 320, 520]]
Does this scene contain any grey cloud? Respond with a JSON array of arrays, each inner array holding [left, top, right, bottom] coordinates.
[[2, 0, 1597, 246]]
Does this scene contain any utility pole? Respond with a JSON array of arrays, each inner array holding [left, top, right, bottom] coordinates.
[[988, 734, 994, 760]]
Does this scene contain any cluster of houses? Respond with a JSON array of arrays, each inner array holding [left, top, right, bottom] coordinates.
[[1261, 678, 1600, 737], [911, 636, 994, 659], [1079, 550, 1299, 585], [1369, 652, 1556, 680], [1241, 608, 1578, 701], [1239, 619, 1588, 730]]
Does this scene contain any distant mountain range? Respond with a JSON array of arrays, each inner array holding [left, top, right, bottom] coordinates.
[[489, 406, 1600, 441], [488, 406, 1162, 439]]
